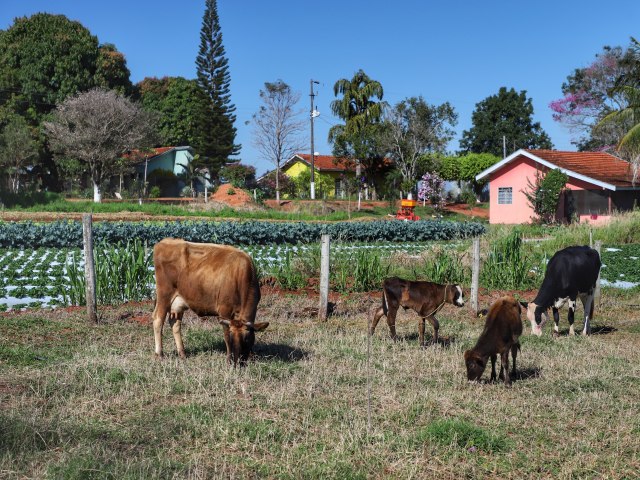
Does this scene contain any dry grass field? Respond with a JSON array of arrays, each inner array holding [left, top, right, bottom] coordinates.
[[1, 287, 639, 479]]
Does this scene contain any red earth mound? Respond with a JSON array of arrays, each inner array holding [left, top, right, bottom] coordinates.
[[210, 184, 257, 208]]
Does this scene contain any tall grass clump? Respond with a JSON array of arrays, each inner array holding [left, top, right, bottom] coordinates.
[[481, 230, 538, 290], [57, 239, 154, 306], [415, 248, 470, 285], [332, 249, 390, 293]]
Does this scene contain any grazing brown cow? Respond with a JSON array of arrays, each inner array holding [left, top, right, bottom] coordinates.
[[152, 239, 268, 366], [370, 277, 465, 346], [464, 296, 523, 385]]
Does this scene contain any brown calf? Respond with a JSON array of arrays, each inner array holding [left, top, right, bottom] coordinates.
[[370, 277, 464, 346], [464, 296, 523, 385], [152, 239, 268, 366]]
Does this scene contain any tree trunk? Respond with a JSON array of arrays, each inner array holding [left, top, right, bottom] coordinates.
[[93, 181, 102, 203], [276, 164, 280, 202]]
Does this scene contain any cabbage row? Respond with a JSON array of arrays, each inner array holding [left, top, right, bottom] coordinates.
[[0, 220, 485, 248]]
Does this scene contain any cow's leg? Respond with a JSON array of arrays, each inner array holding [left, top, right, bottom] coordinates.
[[580, 291, 594, 335], [419, 317, 426, 347], [427, 315, 439, 344], [567, 298, 577, 336], [501, 351, 511, 386], [385, 305, 399, 341], [490, 354, 497, 382], [370, 307, 385, 336], [511, 344, 518, 380], [168, 312, 186, 359], [152, 298, 170, 357], [552, 307, 560, 337]]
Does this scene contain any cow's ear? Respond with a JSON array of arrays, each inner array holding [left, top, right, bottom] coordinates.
[[519, 301, 528, 309], [476, 309, 488, 318], [252, 322, 269, 332]]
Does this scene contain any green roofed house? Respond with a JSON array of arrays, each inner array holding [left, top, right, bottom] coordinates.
[[129, 146, 211, 197]]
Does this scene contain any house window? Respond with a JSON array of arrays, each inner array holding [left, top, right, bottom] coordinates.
[[498, 187, 512, 204]]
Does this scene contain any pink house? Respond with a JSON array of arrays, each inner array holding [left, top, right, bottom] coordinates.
[[476, 149, 640, 225]]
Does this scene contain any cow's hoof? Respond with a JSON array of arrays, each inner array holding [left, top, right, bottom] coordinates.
[[154, 352, 164, 361], [553, 330, 560, 338]]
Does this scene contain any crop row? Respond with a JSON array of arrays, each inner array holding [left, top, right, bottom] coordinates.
[[0, 219, 486, 248], [0, 242, 637, 311]]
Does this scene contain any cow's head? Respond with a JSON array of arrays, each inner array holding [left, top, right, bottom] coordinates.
[[520, 301, 548, 336], [464, 349, 487, 381], [219, 319, 269, 366], [449, 284, 465, 307]]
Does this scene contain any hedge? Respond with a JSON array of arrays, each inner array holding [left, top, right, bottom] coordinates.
[[0, 220, 486, 248]]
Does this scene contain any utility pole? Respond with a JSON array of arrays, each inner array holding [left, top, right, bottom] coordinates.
[[503, 135, 506, 158], [310, 79, 319, 199]]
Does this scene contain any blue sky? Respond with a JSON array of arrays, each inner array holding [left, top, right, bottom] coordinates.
[[2, 0, 639, 175]]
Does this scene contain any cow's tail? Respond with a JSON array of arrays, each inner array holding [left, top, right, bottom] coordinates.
[[381, 289, 389, 317]]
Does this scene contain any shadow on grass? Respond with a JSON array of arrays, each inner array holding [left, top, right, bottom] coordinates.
[[253, 342, 309, 362], [513, 367, 542, 381], [402, 332, 457, 348], [590, 325, 617, 335], [555, 325, 617, 336]]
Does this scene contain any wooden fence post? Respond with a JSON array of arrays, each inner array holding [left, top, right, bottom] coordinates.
[[594, 240, 602, 305], [470, 237, 480, 314], [318, 235, 330, 321], [82, 213, 98, 323]]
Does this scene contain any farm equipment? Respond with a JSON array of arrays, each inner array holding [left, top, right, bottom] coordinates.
[[396, 198, 420, 221]]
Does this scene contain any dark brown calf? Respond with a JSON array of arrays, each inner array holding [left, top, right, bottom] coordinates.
[[370, 277, 465, 346], [464, 296, 523, 385]]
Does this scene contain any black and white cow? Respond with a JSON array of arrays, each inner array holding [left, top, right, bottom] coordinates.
[[523, 245, 601, 337]]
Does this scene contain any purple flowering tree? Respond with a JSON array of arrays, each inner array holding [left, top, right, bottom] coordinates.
[[418, 171, 445, 210], [549, 46, 631, 150]]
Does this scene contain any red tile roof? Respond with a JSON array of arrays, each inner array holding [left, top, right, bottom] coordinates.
[[525, 149, 635, 188], [124, 146, 175, 161], [293, 154, 356, 172]]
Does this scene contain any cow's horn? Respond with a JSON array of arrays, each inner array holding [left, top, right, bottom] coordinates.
[[219, 319, 231, 326]]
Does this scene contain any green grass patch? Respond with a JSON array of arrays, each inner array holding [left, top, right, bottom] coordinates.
[[420, 418, 511, 453]]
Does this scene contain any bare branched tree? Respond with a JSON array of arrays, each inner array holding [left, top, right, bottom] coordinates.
[[0, 116, 38, 193], [251, 80, 306, 201], [384, 97, 457, 196], [44, 88, 157, 202]]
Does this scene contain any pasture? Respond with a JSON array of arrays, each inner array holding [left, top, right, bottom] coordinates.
[[1, 287, 639, 479]]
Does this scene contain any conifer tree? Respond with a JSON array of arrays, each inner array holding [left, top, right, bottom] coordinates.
[[195, 0, 240, 177]]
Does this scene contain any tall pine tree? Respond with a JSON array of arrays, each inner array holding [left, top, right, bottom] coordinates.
[[196, 0, 239, 178]]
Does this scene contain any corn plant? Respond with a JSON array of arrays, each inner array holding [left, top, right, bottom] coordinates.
[[417, 249, 470, 285], [56, 240, 154, 306], [480, 230, 537, 290], [332, 249, 390, 293]]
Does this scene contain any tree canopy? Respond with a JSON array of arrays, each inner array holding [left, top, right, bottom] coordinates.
[[44, 88, 157, 202], [384, 96, 457, 194], [196, 0, 239, 173], [329, 69, 388, 194], [138, 76, 212, 152], [251, 80, 305, 201], [0, 13, 134, 191], [460, 87, 553, 156]]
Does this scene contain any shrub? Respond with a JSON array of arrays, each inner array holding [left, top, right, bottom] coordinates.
[[524, 169, 568, 224]]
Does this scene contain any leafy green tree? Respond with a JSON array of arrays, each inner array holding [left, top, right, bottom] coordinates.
[[138, 76, 212, 152], [0, 115, 38, 193], [329, 69, 388, 197], [291, 170, 334, 199], [196, 0, 239, 175], [95, 43, 134, 96], [524, 169, 568, 223], [0, 13, 133, 190], [460, 87, 553, 156], [220, 163, 257, 189], [384, 96, 457, 196]]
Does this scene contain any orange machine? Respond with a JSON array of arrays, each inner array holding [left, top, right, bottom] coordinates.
[[396, 198, 420, 221]]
